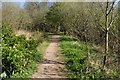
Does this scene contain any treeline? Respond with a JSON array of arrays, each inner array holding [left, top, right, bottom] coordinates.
[[2, 2, 48, 31], [1, 1, 120, 78], [46, 2, 120, 69]]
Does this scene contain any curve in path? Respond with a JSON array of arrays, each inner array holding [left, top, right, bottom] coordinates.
[[32, 35, 67, 78]]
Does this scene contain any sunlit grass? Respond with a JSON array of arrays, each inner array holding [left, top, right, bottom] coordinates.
[[59, 35, 119, 79]]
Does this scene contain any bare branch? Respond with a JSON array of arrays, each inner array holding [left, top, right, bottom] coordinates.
[[107, 1, 116, 15], [108, 13, 118, 30]]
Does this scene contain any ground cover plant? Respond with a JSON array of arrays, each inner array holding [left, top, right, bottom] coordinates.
[[59, 35, 119, 79], [1, 23, 41, 78]]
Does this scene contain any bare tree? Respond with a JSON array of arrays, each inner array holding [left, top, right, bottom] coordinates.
[[103, 0, 116, 68]]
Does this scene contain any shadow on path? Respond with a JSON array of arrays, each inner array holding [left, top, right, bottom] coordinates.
[[41, 59, 65, 65], [32, 35, 67, 78]]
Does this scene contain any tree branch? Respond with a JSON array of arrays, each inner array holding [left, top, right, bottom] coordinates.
[[107, 1, 115, 15]]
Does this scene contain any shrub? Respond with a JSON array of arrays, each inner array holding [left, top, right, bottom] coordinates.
[[1, 23, 41, 78]]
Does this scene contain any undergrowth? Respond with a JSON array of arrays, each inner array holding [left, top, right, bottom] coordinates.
[[1, 23, 42, 78], [59, 35, 119, 79]]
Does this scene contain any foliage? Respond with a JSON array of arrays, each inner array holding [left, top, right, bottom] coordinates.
[[59, 35, 119, 79], [32, 31, 44, 43], [45, 3, 63, 33], [1, 23, 41, 78], [47, 2, 119, 55], [1, 1, 119, 79], [47, 3, 119, 77], [24, 2, 48, 31]]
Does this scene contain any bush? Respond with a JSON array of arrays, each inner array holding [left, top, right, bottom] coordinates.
[[32, 31, 44, 43], [1, 23, 41, 78]]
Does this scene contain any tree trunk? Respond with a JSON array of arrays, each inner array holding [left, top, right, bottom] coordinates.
[[103, 1, 109, 68], [103, 28, 109, 68]]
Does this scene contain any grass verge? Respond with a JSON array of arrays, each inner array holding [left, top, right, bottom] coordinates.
[[30, 37, 50, 77], [59, 35, 119, 79], [37, 41, 50, 59]]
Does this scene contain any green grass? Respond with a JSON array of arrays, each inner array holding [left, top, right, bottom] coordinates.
[[59, 35, 119, 79], [37, 41, 50, 59]]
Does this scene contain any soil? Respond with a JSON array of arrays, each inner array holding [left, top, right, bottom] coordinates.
[[32, 35, 67, 78]]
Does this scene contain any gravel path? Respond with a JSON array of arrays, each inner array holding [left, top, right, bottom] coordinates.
[[32, 35, 67, 78]]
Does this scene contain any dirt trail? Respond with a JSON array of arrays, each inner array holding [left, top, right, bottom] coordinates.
[[32, 35, 67, 78]]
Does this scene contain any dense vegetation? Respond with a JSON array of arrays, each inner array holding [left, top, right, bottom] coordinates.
[[47, 3, 119, 79], [1, 23, 41, 78], [1, 1, 120, 79], [59, 35, 119, 79]]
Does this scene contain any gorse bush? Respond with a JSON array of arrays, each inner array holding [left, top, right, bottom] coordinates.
[[1, 23, 41, 78]]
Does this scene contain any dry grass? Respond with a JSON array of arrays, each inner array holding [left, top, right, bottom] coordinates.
[[14, 30, 32, 40]]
